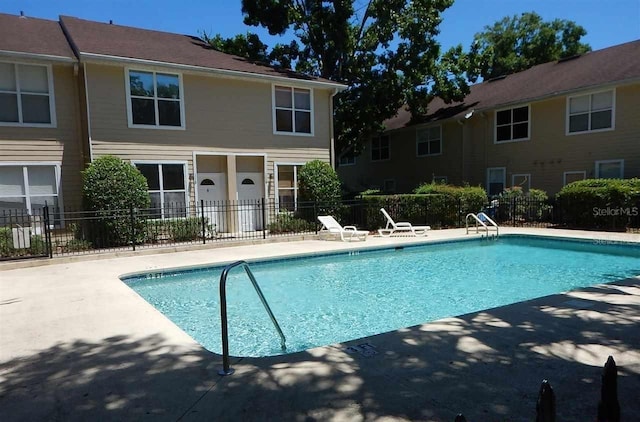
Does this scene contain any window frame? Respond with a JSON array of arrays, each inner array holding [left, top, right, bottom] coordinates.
[[486, 167, 506, 196], [383, 179, 396, 193], [433, 175, 448, 184], [0, 162, 62, 213], [132, 160, 189, 218], [563, 170, 586, 186], [595, 159, 624, 179], [274, 162, 305, 211], [566, 88, 616, 135], [125, 68, 186, 130], [511, 173, 531, 191], [271, 84, 314, 136], [494, 104, 531, 143], [416, 125, 442, 157], [0, 61, 57, 128], [338, 149, 356, 166], [371, 135, 390, 162]]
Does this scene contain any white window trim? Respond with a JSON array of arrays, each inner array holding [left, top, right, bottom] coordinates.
[[595, 159, 624, 179], [271, 84, 315, 137], [486, 167, 506, 195], [416, 125, 443, 157], [494, 104, 531, 143], [0, 61, 57, 128], [274, 162, 305, 211], [371, 135, 391, 162], [563, 170, 586, 186], [124, 68, 186, 130], [0, 162, 62, 213], [511, 173, 531, 191], [132, 160, 190, 216], [338, 147, 356, 166], [565, 88, 616, 136]]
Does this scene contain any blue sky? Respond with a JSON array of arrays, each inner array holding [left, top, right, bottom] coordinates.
[[2, 0, 639, 52]]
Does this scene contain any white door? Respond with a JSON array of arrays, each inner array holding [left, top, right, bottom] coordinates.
[[237, 172, 264, 231], [197, 173, 227, 232]]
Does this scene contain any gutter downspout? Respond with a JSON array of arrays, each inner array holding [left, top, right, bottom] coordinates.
[[83, 62, 94, 162], [329, 88, 339, 169]]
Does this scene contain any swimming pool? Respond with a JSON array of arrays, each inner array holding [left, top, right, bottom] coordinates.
[[122, 235, 640, 357]]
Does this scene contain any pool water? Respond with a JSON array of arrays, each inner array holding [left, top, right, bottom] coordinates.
[[123, 236, 640, 357]]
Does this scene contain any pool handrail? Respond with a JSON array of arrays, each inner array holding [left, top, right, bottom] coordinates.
[[466, 212, 499, 237], [218, 260, 287, 376]]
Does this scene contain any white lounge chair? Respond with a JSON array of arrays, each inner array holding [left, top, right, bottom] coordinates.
[[317, 215, 368, 242], [378, 208, 431, 237]]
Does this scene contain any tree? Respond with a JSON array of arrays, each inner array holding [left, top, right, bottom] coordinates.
[[209, 0, 470, 152], [298, 160, 341, 204], [469, 12, 591, 80]]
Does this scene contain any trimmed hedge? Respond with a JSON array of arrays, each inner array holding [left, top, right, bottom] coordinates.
[[556, 178, 640, 229], [298, 160, 341, 217]]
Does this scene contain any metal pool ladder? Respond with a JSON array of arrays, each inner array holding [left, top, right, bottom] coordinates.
[[466, 212, 499, 238], [218, 260, 286, 376]]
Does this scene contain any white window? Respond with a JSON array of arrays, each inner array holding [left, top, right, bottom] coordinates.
[[134, 162, 188, 218], [563, 171, 586, 186], [0, 62, 55, 126], [495, 105, 529, 142], [276, 163, 303, 211], [416, 126, 442, 156], [511, 173, 531, 192], [567, 90, 614, 134], [371, 135, 390, 161], [338, 150, 356, 166], [487, 167, 506, 196], [595, 159, 624, 179], [0, 164, 60, 213], [273, 86, 313, 135], [126, 69, 184, 129]]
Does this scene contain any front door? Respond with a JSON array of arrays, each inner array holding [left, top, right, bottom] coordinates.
[[197, 173, 227, 232], [236, 172, 263, 231]]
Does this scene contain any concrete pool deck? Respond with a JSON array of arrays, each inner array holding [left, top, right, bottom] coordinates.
[[1, 228, 639, 421]]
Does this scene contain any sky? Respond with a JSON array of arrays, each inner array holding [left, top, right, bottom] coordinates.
[[1, 0, 639, 53]]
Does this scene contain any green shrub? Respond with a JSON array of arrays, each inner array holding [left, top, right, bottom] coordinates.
[[82, 156, 151, 247], [62, 238, 93, 253], [0, 228, 48, 258], [298, 160, 341, 216], [556, 178, 640, 229], [414, 182, 488, 218], [358, 194, 452, 229], [267, 213, 316, 234], [357, 188, 382, 197], [166, 218, 203, 242]]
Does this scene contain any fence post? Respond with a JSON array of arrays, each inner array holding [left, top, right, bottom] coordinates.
[[43, 205, 53, 258], [262, 198, 267, 239], [597, 356, 620, 422], [512, 197, 517, 226], [129, 206, 136, 252], [313, 201, 318, 234], [536, 379, 556, 422], [201, 199, 206, 244], [458, 198, 462, 227]]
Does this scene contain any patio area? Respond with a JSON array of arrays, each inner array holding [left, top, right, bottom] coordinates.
[[1, 228, 639, 421]]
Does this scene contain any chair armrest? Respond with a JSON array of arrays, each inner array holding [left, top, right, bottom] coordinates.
[[395, 222, 412, 227], [343, 226, 357, 231]]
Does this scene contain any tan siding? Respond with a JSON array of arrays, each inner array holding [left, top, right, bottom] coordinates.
[[86, 63, 333, 201], [0, 64, 85, 209], [338, 122, 464, 193], [483, 83, 640, 194]]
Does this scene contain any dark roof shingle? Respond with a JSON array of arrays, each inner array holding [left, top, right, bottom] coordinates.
[[385, 40, 640, 130], [0, 13, 76, 60], [59, 15, 342, 86]]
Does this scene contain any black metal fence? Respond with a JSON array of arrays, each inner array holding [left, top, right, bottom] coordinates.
[[2, 196, 639, 261]]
